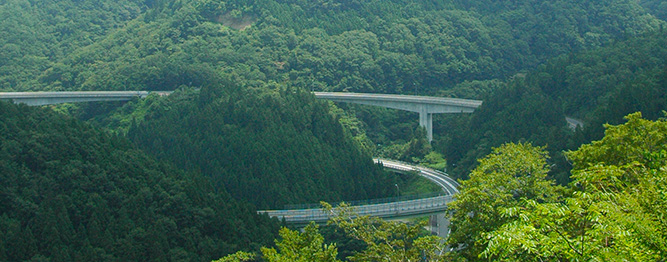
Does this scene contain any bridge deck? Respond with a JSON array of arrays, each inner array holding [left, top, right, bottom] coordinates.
[[0, 91, 463, 225], [313, 92, 482, 108], [0, 91, 171, 106], [259, 159, 458, 224]]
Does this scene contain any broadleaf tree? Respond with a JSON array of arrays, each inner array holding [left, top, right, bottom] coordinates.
[[479, 113, 667, 261], [446, 142, 561, 260]]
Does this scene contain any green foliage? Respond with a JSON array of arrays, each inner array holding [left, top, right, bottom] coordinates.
[[443, 31, 667, 182], [127, 85, 393, 209], [3, 0, 663, 183], [445, 80, 570, 181], [322, 202, 447, 262], [2, 0, 661, 96], [421, 151, 447, 172], [474, 113, 667, 261], [212, 251, 255, 262], [528, 31, 667, 119], [639, 0, 667, 21], [446, 143, 561, 261], [0, 101, 280, 261], [0, 0, 147, 91], [261, 223, 341, 262]]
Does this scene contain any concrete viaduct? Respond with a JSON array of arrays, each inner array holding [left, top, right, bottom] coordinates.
[[314, 92, 482, 142], [258, 159, 459, 225], [0, 91, 467, 232], [0, 91, 173, 106], [0, 91, 482, 142]]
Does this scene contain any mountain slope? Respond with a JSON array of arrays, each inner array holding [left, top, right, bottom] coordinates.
[[125, 84, 393, 209], [0, 101, 278, 261], [443, 31, 667, 181], [3, 0, 662, 97]]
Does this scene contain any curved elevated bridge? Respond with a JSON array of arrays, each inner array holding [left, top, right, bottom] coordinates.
[[0, 91, 482, 142], [0, 91, 464, 225], [258, 159, 459, 225]]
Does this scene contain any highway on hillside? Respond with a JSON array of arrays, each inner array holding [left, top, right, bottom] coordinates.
[[0, 91, 483, 142], [0, 91, 460, 234], [258, 159, 458, 225], [375, 158, 459, 195]]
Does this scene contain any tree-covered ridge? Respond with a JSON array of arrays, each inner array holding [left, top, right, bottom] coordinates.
[[442, 31, 667, 181], [639, 0, 667, 21], [127, 84, 393, 209], [527, 31, 667, 118], [0, 101, 278, 261], [2, 0, 662, 96], [0, 0, 148, 90]]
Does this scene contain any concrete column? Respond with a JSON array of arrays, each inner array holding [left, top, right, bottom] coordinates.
[[419, 107, 433, 143]]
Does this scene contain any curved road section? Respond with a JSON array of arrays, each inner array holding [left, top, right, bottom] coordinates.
[[258, 159, 458, 225]]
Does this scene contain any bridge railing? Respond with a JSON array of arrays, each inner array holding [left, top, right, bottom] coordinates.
[[375, 158, 461, 189], [283, 191, 446, 210], [260, 195, 454, 224]]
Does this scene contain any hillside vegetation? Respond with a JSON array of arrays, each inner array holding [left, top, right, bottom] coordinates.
[[1, 0, 667, 260], [0, 101, 278, 261], [1, 0, 661, 95], [444, 31, 667, 181], [3, 0, 662, 179], [124, 84, 393, 209]]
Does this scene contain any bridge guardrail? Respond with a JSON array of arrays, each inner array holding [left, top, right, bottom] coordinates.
[[259, 158, 460, 224], [261, 195, 454, 224]]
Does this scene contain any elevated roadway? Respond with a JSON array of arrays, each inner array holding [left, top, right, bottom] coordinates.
[[0, 91, 461, 230], [258, 159, 458, 225], [0, 91, 172, 106], [0, 91, 482, 142], [314, 92, 482, 142]]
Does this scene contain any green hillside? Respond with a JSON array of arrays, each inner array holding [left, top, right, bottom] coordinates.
[[124, 84, 393, 209], [2, 0, 661, 94], [0, 101, 279, 261], [443, 31, 667, 181], [2, 0, 667, 259]]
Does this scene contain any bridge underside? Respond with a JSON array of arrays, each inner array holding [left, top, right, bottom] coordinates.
[[314, 92, 481, 142]]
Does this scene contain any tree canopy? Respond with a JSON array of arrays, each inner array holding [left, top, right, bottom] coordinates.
[[125, 85, 393, 209], [449, 113, 667, 261], [0, 101, 279, 261]]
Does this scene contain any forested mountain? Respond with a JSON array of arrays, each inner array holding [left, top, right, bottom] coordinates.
[[639, 0, 667, 21], [0, 0, 148, 90], [1, 0, 661, 95], [443, 31, 667, 182], [122, 83, 392, 209], [0, 101, 279, 261], [3, 0, 662, 178], [2, 0, 667, 259]]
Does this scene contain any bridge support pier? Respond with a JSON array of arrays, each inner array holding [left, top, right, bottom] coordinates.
[[419, 109, 433, 143], [429, 212, 451, 241]]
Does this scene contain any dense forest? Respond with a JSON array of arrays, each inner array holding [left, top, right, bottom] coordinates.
[[125, 84, 393, 209], [3, 0, 663, 173], [1, 0, 661, 94], [2, 0, 667, 260], [216, 114, 667, 261], [443, 31, 667, 181], [0, 101, 278, 261]]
